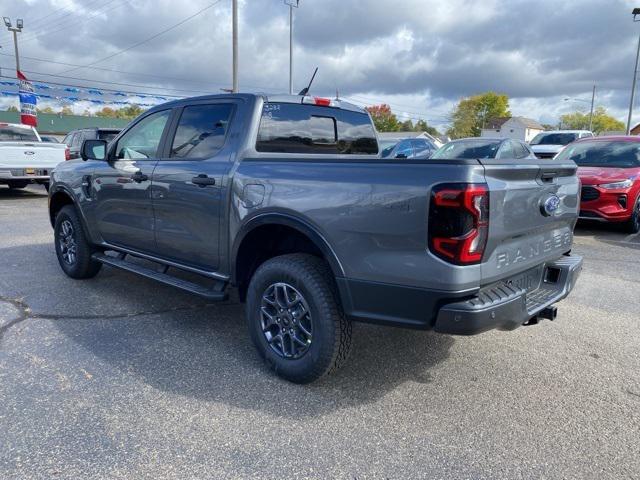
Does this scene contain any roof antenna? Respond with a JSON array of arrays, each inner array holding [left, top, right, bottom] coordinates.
[[297, 67, 318, 96]]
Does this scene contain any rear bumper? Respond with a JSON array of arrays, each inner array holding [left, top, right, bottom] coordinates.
[[434, 255, 582, 335], [337, 255, 583, 335], [0, 168, 52, 181]]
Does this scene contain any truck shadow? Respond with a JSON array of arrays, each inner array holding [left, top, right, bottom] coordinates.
[[0, 185, 48, 199], [52, 304, 454, 418], [1, 241, 454, 418]]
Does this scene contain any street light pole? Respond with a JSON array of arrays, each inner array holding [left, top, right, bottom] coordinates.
[[626, 9, 640, 134], [232, 0, 238, 93], [3, 17, 23, 74], [285, 0, 300, 95], [589, 84, 595, 132]]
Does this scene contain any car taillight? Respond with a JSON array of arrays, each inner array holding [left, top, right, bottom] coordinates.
[[428, 183, 489, 265], [65, 147, 71, 160]]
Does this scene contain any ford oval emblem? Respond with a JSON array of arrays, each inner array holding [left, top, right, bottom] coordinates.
[[24, 151, 35, 155], [541, 194, 561, 217]]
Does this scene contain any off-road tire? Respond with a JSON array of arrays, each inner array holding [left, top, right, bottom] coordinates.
[[54, 205, 102, 279], [246, 253, 352, 383]]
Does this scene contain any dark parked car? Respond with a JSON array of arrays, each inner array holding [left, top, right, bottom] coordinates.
[[62, 128, 121, 159], [380, 136, 438, 159], [557, 136, 640, 233], [432, 138, 536, 160], [48, 94, 582, 383]]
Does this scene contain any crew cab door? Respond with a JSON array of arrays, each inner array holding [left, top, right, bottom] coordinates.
[[91, 109, 172, 253], [150, 102, 236, 271]]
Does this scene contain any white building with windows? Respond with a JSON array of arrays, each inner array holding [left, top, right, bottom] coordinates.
[[481, 117, 544, 142]]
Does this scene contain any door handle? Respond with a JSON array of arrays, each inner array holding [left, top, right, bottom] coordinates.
[[192, 174, 216, 187], [131, 171, 148, 183]]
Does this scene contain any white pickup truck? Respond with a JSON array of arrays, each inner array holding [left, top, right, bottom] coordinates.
[[0, 123, 69, 191]]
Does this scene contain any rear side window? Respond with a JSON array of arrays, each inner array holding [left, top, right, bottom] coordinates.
[[256, 103, 377, 155], [170, 104, 234, 159]]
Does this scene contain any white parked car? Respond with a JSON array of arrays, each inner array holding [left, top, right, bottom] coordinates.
[[0, 123, 69, 191], [529, 130, 593, 159]]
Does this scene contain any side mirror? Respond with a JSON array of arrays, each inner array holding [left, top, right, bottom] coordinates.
[[81, 139, 107, 161]]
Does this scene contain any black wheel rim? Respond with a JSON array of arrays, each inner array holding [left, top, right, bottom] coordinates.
[[260, 282, 313, 359], [634, 202, 640, 231], [59, 219, 77, 265]]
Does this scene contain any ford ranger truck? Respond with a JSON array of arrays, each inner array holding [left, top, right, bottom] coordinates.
[[0, 123, 69, 190], [48, 94, 583, 383]]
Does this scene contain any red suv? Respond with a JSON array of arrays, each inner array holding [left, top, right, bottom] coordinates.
[[555, 136, 640, 233]]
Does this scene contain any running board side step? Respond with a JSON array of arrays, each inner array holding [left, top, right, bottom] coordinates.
[[92, 253, 227, 301]]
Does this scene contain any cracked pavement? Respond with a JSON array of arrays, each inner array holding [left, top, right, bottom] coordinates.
[[0, 185, 639, 479]]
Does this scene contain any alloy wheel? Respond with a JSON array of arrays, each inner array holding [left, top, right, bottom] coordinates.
[[260, 282, 313, 359], [59, 219, 77, 265]]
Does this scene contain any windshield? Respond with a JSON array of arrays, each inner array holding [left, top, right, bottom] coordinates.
[[555, 140, 640, 168], [431, 139, 501, 159], [530, 132, 578, 146], [0, 126, 39, 142]]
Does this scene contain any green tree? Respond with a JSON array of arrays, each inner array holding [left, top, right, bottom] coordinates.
[[447, 92, 511, 139], [37, 106, 55, 114], [399, 119, 414, 131], [559, 107, 625, 134], [95, 107, 118, 118], [414, 119, 440, 137], [365, 104, 400, 132], [6, 106, 19, 112], [116, 104, 146, 120]]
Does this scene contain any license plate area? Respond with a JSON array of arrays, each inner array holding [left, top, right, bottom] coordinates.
[[504, 264, 544, 294], [25, 168, 35, 175]]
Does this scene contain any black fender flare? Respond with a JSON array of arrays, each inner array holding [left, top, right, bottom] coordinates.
[[231, 212, 345, 282]]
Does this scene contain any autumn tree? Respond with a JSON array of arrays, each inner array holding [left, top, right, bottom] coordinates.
[[447, 92, 511, 139], [560, 107, 625, 134], [366, 104, 400, 132]]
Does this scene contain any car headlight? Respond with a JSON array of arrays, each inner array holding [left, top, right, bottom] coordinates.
[[599, 179, 633, 189]]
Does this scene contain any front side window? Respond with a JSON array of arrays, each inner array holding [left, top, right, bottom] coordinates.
[[256, 103, 377, 155], [170, 104, 234, 159], [115, 110, 170, 159]]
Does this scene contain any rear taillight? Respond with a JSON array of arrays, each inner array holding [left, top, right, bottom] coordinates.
[[65, 147, 71, 160], [428, 183, 489, 265]]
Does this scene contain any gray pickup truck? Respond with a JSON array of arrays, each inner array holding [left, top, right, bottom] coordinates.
[[48, 93, 582, 383]]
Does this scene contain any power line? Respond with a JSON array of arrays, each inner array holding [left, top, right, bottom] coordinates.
[[348, 94, 451, 121], [63, 0, 225, 74], [343, 96, 450, 125], [19, 0, 126, 44]]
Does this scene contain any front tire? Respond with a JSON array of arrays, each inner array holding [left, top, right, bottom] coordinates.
[[54, 205, 102, 279], [625, 197, 640, 234], [7, 180, 28, 189], [246, 254, 352, 383]]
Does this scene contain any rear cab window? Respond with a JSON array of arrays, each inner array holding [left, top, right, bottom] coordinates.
[[256, 102, 378, 155], [0, 125, 39, 142]]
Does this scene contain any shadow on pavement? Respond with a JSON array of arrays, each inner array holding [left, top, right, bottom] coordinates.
[[0, 185, 47, 200], [575, 220, 640, 250], [51, 303, 453, 418]]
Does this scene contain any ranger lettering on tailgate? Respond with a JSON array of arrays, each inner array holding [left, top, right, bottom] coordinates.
[[496, 232, 572, 269]]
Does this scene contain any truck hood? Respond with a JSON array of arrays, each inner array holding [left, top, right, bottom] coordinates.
[[530, 144, 564, 154], [577, 166, 640, 185]]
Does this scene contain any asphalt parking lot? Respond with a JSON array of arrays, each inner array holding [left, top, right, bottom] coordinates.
[[1, 185, 639, 480]]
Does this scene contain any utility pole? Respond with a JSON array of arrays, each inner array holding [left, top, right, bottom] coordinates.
[[627, 9, 640, 134], [3, 17, 23, 73], [285, 0, 300, 95], [232, 0, 238, 93], [588, 84, 596, 132]]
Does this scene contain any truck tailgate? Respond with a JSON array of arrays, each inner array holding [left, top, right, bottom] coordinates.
[[479, 158, 579, 285], [0, 142, 67, 170]]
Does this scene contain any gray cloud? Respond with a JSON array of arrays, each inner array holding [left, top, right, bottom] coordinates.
[[1, 0, 639, 126]]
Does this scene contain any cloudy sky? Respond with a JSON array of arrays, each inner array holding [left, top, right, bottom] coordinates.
[[1, 0, 639, 130]]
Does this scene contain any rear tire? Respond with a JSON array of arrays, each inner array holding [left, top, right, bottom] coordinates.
[[625, 197, 640, 234], [246, 254, 352, 383], [7, 181, 28, 189], [54, 205, 102, 279]]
